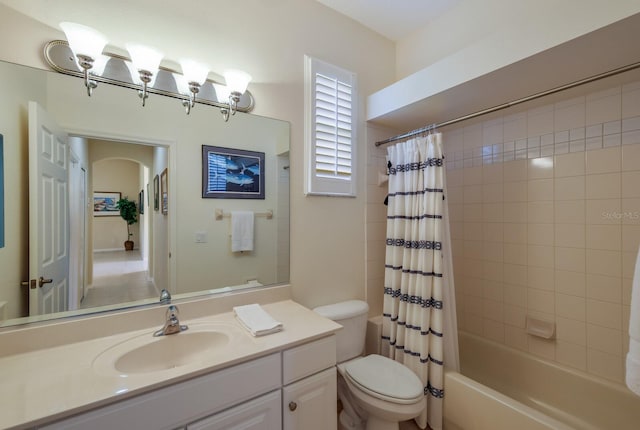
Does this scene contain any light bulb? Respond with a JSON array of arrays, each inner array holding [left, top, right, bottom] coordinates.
[[126, 43, 164, 74], [213, 83, 231, 102], [224, 69, 252, 95], [180, 59, 209, 85], [60, 22, 107, 59]]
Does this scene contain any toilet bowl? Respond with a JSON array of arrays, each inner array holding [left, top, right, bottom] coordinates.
[[338, 355, 425, 430], [313, 300, 425, 430]]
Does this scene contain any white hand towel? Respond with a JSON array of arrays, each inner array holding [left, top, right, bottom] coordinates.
[[233, 304, 283, 337], [231, 211, 254, 252], [626, 244, 640, 396]]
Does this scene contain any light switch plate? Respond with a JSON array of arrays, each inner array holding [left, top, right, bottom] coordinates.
[[195, 231, 207, 243]]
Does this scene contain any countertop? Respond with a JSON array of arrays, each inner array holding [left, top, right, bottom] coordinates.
[[0, 300, 341, 429]]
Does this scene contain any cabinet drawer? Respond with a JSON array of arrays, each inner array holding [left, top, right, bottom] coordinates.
[[187, 390, 281, 430], [282, 335, 336, 385], [41, 353, 281, 430]]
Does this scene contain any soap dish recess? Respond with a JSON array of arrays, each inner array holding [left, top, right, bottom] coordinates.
[[525, 316, 555, 339]]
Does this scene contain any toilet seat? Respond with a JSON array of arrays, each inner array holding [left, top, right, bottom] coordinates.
[[340, 355, 423, 405]]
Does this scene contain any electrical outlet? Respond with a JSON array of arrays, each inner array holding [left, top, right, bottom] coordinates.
[[195, 231, 207, 243]]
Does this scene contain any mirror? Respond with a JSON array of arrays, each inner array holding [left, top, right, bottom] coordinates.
[[0, 59, 290, 327]]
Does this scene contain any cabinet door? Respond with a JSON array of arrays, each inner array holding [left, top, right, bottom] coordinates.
[[282, 367, 337, 430], [187, 390, 281, 430]]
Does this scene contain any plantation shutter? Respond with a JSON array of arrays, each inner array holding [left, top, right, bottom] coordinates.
[[304, 56, 357, 197]]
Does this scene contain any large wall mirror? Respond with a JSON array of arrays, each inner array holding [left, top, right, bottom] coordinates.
[[0, 59, 290, 327]]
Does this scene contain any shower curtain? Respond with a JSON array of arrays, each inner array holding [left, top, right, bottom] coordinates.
[[381, 133, 459, 430]]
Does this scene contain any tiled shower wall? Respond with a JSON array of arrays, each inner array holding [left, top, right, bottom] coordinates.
[[365, 124, 396, 318], [447, 76, 640, 384]]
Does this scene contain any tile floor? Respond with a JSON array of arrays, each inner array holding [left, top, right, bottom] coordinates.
[[80, 250, 158, 309], [337, 400, 423, 430], [399, 420, 422, 430]]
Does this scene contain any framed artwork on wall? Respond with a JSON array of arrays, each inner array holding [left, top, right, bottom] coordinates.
[[201, 145, 265, 199], [153, 174, 159, 211], [93, 191, 121, 216], [160, 168, 168, 215], [138, 189, 144, 215]]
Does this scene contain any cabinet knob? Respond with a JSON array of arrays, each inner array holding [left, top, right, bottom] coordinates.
[[288, 401, 297, 411]]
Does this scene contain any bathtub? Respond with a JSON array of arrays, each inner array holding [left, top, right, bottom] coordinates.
[[444, 331, 640, 430]]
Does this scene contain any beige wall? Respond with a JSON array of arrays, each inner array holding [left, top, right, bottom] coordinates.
[[92, 158, 141, 251], [444, 71, 640, 385]]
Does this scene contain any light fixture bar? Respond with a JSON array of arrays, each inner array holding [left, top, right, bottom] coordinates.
[[43, 40, 255, 114]]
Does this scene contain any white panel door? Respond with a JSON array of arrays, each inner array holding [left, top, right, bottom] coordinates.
[[28, 101, 69, 316], [282, 367, 337, 430]]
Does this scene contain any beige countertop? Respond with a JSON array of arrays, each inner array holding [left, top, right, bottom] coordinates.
[[0, 300, 341, 430]]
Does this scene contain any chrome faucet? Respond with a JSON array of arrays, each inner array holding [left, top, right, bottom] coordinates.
[[159, 289, 172, 304], [153, 305, 188, 337]]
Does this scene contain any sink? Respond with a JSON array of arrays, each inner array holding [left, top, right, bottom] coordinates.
[[93, 323, 236, 376]]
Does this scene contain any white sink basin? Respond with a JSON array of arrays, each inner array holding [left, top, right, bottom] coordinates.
[[93, 323, 237, 376]]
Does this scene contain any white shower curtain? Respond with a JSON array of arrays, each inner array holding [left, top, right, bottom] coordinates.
[[382, 133, 459, 430]]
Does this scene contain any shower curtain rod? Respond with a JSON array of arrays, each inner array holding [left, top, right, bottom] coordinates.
[[374, 60, 640, 147]]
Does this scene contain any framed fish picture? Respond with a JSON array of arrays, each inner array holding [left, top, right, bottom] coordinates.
[[201, 145, 265, 199]]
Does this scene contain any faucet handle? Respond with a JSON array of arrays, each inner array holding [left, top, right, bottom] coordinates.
[[160, 289, 172, 303], [166, 305, 179, 319]]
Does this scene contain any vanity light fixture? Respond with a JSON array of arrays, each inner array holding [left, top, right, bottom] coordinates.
[[222, 69, 252, 122], [126, 43, 164, 107], [59, 22, 108, 97], [179, 59, 210, 115], [50, 24, 255, 120]]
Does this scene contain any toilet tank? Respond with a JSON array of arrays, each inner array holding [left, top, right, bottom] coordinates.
[[313, 300, 369, 363]]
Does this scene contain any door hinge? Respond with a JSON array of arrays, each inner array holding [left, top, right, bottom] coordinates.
[[21, 279, 37, 290]]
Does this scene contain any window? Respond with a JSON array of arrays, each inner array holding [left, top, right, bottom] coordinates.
[[304, 55, 357, 197]]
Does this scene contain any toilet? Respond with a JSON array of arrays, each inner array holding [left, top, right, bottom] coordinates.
[[314, 300, 425, 430]]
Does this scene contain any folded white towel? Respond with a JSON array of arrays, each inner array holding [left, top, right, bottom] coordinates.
[[233, 304, 283, 337], [231, 211, 254, 252], [626, 244, 640, 396]]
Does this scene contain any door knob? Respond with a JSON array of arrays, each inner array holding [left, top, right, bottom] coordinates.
[[288, 401, 297, 411], [39, 277, 53, 288]]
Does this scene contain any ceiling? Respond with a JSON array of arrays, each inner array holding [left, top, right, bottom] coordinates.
[[368, 12, 640, 132], [316, 0, 462, 41]]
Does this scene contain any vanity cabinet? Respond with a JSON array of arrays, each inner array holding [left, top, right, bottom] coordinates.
[[282, 367, 337, 430], [37, 335, 337, 430], [281, 336, 337, 430]]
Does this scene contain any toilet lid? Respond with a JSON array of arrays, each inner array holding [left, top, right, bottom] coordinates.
[[344, 355, 423, 402]]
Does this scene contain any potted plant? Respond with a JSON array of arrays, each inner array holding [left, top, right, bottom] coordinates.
[[116, 197, 138, 251]]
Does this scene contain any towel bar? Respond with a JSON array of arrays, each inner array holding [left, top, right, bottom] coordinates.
[[215, 209, 273, 221]]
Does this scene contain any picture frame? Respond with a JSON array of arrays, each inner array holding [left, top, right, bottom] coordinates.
[[93, 191, 121, 216], [160, 168, 168, 215], [138, 189, 144, 215], [153, 174, 159, 211], [202, 145, 265, 199]]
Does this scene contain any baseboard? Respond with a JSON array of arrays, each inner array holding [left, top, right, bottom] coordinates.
[[94, 247, 139, 253]]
